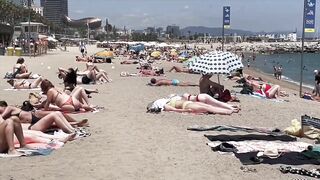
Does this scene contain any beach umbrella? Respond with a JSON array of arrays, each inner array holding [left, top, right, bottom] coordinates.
[[189, 51, 243, 75], [170, 51, 178, 56], [94, 50, 114, 59], [151, 51, 161, 58]]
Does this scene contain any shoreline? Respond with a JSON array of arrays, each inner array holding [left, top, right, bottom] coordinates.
[[244, 66, 313, 94]]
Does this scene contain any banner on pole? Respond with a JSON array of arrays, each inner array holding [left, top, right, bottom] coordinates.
[[223, 6, 231, 29], [304, 0, 316, 33]]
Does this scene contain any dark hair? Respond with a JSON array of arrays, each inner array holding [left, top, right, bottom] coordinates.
[[0, 101, 8, 107], [150, 78, 157, 84], [7, 79, 15, 86], [21, 101, 34, 111], [16, 58, 25, 64], [40, 79, 54, 94], [64, 68, 77, 86]]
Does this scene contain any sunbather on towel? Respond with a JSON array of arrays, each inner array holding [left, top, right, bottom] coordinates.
[[40, 79, 94, 112], [0, 116, 29, 156], [0, 101, 84, 134], [181, 93, 240, 113], [246, 79, 287, 99], [148, 78, 198, 86], [7, 77, 43, 89], [147, 97, 237, 115], [168, 66, 193, 73]]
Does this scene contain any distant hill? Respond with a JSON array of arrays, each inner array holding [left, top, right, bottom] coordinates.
[[180, 26, 255, 36], [180, 26, 300, 37]]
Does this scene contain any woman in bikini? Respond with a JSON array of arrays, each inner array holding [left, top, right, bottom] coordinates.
[[57, 68, 99, 95], [12, 58, 32, 79], [246, 78, 286, 98], [149, 78, 198, 86], [7, 76, 43, 89], [0, 101, 79, 134], [40, 79, 93, 112], [148, 97, 236, 115], [0, 116, 28, 156], [181, 93, 240, 113]]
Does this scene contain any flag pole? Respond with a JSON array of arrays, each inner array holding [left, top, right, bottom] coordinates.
[[300, 0, 307, 97]]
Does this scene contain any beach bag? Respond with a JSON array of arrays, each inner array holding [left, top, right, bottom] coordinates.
[[301, 115, 320, 140], [240, 83, 253, 95], [4, 72, 14, 79], [218, 89, 232, 102]]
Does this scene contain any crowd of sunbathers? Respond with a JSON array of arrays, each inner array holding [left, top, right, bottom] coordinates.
[[0, 56, 112, 156]]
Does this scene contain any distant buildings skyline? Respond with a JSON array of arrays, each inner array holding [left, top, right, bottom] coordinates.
[[42, 0, 68, 26]]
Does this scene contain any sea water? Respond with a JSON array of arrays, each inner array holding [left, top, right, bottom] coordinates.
[[247, 53, 320, 89]]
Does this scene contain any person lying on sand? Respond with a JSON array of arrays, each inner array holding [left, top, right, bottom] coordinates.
[[120, 60, 139, 64], [40, 79, 94, 112], [148, 78, 198, 86], [0, 116, 30, 156], [246, 80, 287, 99], [7, 77, 43, 89], [121, 69, 164, 77], [147, 96, 238, 115], [168, 66, 193, 73], [181, 93, 240, 113], [0, 101, 87, 134]]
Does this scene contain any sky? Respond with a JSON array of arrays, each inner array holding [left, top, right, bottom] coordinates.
[[35, 0, 320, 32]]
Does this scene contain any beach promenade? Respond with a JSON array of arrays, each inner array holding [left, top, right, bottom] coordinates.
[[0, 45, 319, 180]]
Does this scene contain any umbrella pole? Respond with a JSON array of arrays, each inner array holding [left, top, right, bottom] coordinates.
[[217, 74, 220, 84]]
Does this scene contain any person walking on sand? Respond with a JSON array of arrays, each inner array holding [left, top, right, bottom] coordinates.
[[79, 42, 87, 57]]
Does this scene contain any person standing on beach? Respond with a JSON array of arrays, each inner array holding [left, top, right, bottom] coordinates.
[[273, 66, 278, 79], [79, 42, 87, 57], [277, 65, 283, 80], [314, 70, 320, 96]]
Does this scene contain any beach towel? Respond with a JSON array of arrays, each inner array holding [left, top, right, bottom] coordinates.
[[0, 148, 54, 158], [188, 125, 284, 136], [4, 88, 41, 91]]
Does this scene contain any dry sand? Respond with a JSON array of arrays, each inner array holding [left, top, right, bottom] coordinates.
[[0, 46, 319, 180]]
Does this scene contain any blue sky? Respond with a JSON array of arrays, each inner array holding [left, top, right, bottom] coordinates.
[[36, 0, 320, 32]]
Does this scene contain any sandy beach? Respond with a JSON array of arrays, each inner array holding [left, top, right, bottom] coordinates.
[[0, 45, 319, 180]]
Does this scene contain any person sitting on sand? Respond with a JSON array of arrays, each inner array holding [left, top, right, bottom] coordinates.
[[12, 58, 32, 79], [7, 77, 43, 89], [0, 101, 78, 134], [0, 116, 30, 156], [168, 66, 193, 73], [59, 67, 108, 85], [199, 74, 238, 102], [57, 68, 100, 95], [148, 78, 198, 86], [147, 96, 238, 115], [40, 79, 94, 112], [85, 61, 112, 82]]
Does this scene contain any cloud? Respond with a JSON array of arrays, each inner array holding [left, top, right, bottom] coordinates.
[[74, 10, 84, 14], [184, 5, 189, 9], [123, 14, 138, 17]]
